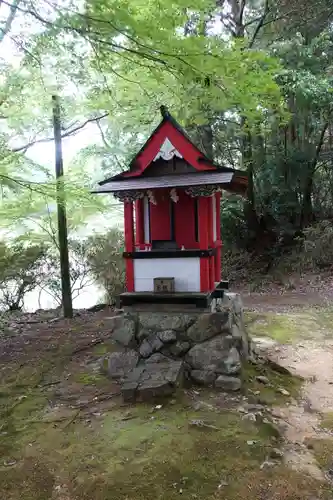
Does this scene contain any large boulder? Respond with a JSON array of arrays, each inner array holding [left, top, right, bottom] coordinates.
[[145, 353, 170, 364], [107, 350, 139, 379], [162, 340, 191, 357], [190, 369, 217, 386], [231, 323, 250, 359], [222, 292, 243, 315], [215, 375, 241, 391], [121, 359, 184, 401], [185, 335, 241, 375], [139, 333, 164, 358], [138, 312, 197, 332], [186, 311, 231, 343], [110, 314, 137, 348], [157, 330, 177, 344]]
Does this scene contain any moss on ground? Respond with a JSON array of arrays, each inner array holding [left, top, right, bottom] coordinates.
[[0, 311, 331, 499], [244, 309, 333, 343], [74, 372, 107, 385], [304, 438, 333, 471], [93, 340, 120, 356], [0, 361, 328, 500], [320, 412, 333, 431], [243, 362, 302, 405], [1, 394, 332, 500]]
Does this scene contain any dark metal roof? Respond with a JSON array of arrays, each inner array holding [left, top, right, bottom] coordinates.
[[93, 171, 234, 193]]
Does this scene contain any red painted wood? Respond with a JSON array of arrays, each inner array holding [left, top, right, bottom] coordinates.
[[200, 258, 209, 293], [123, 121, 216, 177], [174, 190, 199, 249], [215, 193, 221, 282], [124, 201, 134, 291], [125, 260, 134, 293], [207, 195, 213, 246], [198, 197, 210, 292], [206, 195, 215, 290], [149, 189, 171, 241], [135, 199, 144, 246]]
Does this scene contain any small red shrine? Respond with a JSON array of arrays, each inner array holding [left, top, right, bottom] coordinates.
[[95, 107, 247, 309]]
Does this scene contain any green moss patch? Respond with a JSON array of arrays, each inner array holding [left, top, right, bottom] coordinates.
[[243, 361, 302, 405], [321, 412, 333, 431], [0, 310, 331, 499], [244, 310, 333, 343], [304, 438, 333, 471], [0, 460, 54, 500], [0, 384, 330, 500], [74, 372, 107, 385]]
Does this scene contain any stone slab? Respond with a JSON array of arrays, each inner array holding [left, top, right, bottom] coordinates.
[[186, 311, 231, 343], [121, 359, 184, 401], [110, 314, 137, 348], [186, 335, 241, 375], [138, 312, 198, 332], [107, 350, 139, 379], [190, 370, 217, 386], [215, 375, 241, 391]]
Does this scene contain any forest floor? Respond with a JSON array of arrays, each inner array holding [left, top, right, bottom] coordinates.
[[1, 284, 333, 499]]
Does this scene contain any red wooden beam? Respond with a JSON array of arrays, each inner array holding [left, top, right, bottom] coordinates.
[[207, 195, 215, 291], [215, 193, 222, 282], [198, 197, 210, 292], [124, 201, 134, 292]]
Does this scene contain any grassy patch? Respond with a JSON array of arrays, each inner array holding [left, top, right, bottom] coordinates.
[[0, 380, 329, 500], [321, 412, 333, 431], [0, 317, 330, 500], [244, 310, 333, 343], [243, 362, 302, 405], [93, 341, 120, 356], [304, 438, 333, 470], [0, 460, 54, 500], [74, 372, 107, 385]]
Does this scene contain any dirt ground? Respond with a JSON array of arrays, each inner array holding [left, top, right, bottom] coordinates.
[[2, 290, 333, 499], [244, 288, 333, 486]]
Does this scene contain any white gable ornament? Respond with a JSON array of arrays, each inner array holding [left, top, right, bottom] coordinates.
[[153, 138, 183, 161]]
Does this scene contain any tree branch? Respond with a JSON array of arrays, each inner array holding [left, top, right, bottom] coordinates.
[[0, 0, 20, 44], [248, 0, 270, 48], [312, 121, 329, 173], [12, 113, 109, 153]]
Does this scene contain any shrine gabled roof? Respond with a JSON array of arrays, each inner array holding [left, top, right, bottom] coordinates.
[[96, 108, 248, 195], [94, 171, 233, 193], [93, 170, 248, 195], [99, 108, 235, 184]]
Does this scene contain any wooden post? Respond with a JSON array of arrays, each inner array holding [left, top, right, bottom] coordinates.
[[198, 196, 210, 292], [124, 201, 135, 292], [207, 195, 215, 290], [135, 199, 144, 247], [52, 95, 73, 318], [215, 193, 222, 282]]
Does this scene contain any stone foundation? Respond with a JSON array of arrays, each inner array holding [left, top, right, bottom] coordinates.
[[104, 292, 249, 401]]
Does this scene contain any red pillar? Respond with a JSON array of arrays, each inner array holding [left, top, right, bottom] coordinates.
[[135, 199, 144, 247], [198, 196, 210, 292], [124, 201, 135, 292], [215, 193, 222, 282], [207, 195, 215, 290]]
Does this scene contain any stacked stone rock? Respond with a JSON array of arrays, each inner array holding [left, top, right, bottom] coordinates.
[[104, 293, 249, 401]]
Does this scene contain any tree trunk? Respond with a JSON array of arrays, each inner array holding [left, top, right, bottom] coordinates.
[[242, 127, 260, 236], [300, 121, 329, 228]]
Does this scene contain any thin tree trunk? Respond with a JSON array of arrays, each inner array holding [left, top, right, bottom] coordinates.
[[52, 95, 73, 318], [242, 126, 259, 235], [300, 121, 329, 228]]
